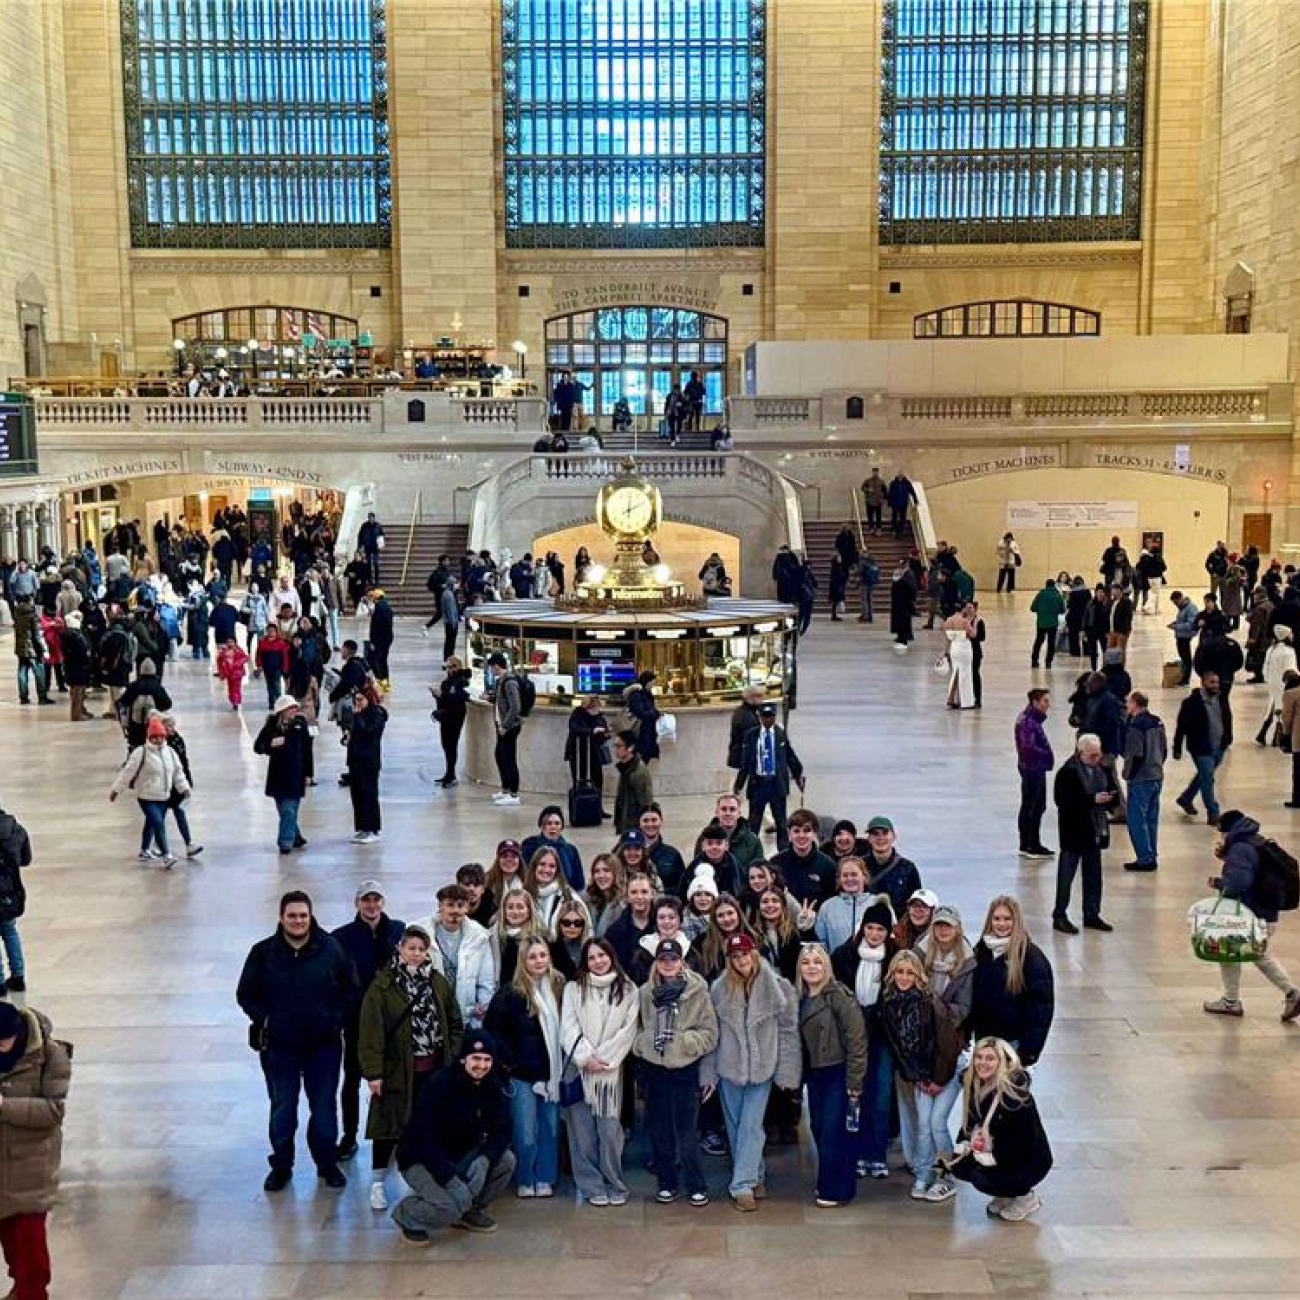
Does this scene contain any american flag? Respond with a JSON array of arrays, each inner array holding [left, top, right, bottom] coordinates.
[[285, 310, 302, 340], [305, 310, 325, 339]]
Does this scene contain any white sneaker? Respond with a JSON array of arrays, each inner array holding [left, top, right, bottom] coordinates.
[[490, 791, 509, 803], [922, 1177, 957, 1203], [137, 851, 156, 862], [516, 1185, 536, 1198], [587, 1193, 609, 1207], [998, 1190, 1042, 1221], [365, 830, 381, 843], [986, 1196, 1009, 1217], [351, 830, 370, 843], [369, 1181, 388, 1211], [909, 1180, 929, 1200], [496, 794, 521, 807], [534, 1182, 553, 1198]]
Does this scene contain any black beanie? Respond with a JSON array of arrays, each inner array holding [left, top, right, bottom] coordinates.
[[0, 1004, 21, 1038], [833, 819, 857, 838], [861, 898, 895, 933], [459, 1029, 499, 1060], [1218, 810, 1244, 833]]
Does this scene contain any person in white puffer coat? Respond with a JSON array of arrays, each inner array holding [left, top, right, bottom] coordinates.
[[109, 713, 191, 868], [1257, 626, 1298, 746]]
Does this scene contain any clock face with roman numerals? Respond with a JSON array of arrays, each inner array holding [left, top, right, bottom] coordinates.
[[602, 484, 656, 536]]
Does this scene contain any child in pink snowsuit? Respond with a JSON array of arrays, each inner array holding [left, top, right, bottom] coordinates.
[[216, 641, 250, 709]]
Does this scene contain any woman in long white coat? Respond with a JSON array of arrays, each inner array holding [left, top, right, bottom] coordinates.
[[944, 608, 977, 710], [1258, 625, 1298, 744]]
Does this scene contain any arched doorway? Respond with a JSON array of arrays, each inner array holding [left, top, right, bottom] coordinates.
[[544, 305, 728, 425]]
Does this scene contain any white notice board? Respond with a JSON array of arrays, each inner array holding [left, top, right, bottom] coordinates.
[[1006, 501, 1140, 530]]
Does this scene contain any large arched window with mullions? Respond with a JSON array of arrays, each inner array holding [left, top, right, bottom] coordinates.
[[879, 0, 1148, 245], [122, 0, 391, 248], [501, 0, 766, 249]]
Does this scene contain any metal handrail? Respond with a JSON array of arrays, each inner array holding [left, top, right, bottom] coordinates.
[[850, 482, 866, 551], [399, 489, 422, 586]]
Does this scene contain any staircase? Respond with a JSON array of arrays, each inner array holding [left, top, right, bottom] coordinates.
[[598, 426, 715, 455], [801, 519, 919, 615], [380, 522, 469, 615]]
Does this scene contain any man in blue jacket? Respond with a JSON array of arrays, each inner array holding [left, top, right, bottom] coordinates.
[[1203, 811, 1300, 1021], [331, 880, 404, 1160]]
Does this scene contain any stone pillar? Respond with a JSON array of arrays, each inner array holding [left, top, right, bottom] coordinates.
[[15, 504, 36, 561], [0, 505, 15, 560], [35, 500, 57, 554]]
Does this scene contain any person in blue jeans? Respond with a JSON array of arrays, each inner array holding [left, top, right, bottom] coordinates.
[[795, 944, 867, 1207], [830, 898, 897, 1178], [236, 890, 358, 1192], [0, 807, 32, 993], [253, 695, 312, 855], [1123, 692, 1168, 872], [1173, 671, 1232, 827], [483, 938, 563, 1197], [700, 933, 800, 1211]]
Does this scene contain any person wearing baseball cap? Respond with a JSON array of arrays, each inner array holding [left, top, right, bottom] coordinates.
[[393, 1028, 515, 1244], [331, 882, 406, 1163], [632, 933, 719, 1206], [680, 821, 741, 902], [894, 888, 939, 949], [862, 816, 923, 915], [254, 692, 313, 854], [699, 931, 799, 1212], [485, 840, 525, 913]]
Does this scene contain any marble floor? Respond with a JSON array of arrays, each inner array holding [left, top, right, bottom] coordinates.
[[4, 592, 1300, 1299]]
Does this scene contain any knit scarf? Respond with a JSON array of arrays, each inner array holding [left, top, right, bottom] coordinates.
[[982, 933, 1011, 959], [651, 974, 687, 1054], [854, 940, 886, 1008], [536, 881, 562, 931], [574, 971, 624, 1119], [533, 977, 563, 1104], [391, 953, 443, 1059]]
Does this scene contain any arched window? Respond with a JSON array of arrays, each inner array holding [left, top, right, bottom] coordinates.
[[880, 0, 1148, 245], [172, 305, 361, 372], [913, 300, 1100, 339], [501, 0, 766, 249], [122, 0, 390, 248]]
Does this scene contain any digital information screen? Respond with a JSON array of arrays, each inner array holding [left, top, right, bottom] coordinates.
[[577, 660, 637, 694], [0, 400, 37, 478]]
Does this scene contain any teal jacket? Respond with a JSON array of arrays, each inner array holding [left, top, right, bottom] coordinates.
[[1030, 586, 1066, 629]]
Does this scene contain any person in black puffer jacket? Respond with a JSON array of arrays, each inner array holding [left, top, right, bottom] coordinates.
[[345, 692, 387, 843], [236, 890, 359, 1191], [967, 896, 1054, 1067]]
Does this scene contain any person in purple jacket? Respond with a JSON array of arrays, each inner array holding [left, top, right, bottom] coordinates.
[[1015, 689, 1055, 859]]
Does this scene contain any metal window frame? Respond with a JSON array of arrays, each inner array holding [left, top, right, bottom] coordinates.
[[880, 0, 1148, 245], [912, 298, 1101, 338], [501, 0, 766, 249], [122, 0, 391, 249]]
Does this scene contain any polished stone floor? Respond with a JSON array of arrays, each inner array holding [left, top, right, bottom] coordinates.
[[4, 592, 1300, 1298]]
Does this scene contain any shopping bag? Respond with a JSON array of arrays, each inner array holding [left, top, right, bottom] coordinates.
[[1187, 895, 1268, 963], [656, 712, 677, 744]]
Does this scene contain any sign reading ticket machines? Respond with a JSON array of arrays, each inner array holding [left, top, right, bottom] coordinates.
[[1006, 500, 1140, 530], [0, 396, 37, 478]]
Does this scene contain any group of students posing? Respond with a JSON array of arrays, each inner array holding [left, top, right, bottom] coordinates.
[[285, 802, 1056, 1245]]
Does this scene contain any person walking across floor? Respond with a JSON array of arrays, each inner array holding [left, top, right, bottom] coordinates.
[[254, 694, 313, 855], [887, 472, 918, 537], [1173, 670, 1233, 827], [109, 713, 191, 869], [1122, 692, 1167, 873], [431, 656, 472, 788], [1202, 810, 1300, 1022], [438, 575, 461, 663], [1029, 579, 1064, 669], [1051, 735, 1115, 935], [0, 999, 71, 1300], [996, 533, 1021, 593], [1015, 688, 1054, 859], [732, 702, 805, 852], [861, 468, 886, 534], [391, 1030, 516, 1245], [358, 513, 385, 587], [236, 891, 357, 1193]]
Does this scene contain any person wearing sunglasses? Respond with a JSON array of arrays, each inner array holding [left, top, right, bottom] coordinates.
[[549, 901, 593, 980]]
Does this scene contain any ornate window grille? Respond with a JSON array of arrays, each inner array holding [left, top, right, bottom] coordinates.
[[122, 0, 390, 249], [880, 0, 1147, 245], [914, 298, 1100, 336], [501, 0, 766, 249]]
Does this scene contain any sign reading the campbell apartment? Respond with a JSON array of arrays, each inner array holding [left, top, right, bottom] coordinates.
[[551, 282, 720, 314]]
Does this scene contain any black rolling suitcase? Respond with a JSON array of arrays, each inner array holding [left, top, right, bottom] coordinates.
[[568, 739, 603, 828]]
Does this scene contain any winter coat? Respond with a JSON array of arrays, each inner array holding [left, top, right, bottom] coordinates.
[[253, 714, 312, 800], [1030, 586, 1065, 630], [59, 627, 93, 687], [624, 683, 661, 763], [368, 598, 394, 651], [110, 743, 190, 804], [346, 704, 387, 771], [236, 922, 358, 1054], [10, 604, 42, 661], [561, 977, 640, 1115], [863, 852, 923, 916], [0, 813, 32, 923], [242, 591, 270, 634], [0, 1008, 71, 1218], [798, 980, 867, 1092], [410, 917, 496, 1024], [815, 892, 875, 954], [395, 1059, 513, 1183], [1280, 683, 1300, 752], [358, 964, 463, 1139], [605, 909, 654, 975], [770, 845, 837, 904], [628, 929, 705, 985], [727, 701, 761, 770], [913, 933, 976, 1032], [1122, 712, 1168, 784], [1014, 706, 1054, 775], [483, 984, 556, 1083], [880, 986, 959, 1086], [1263, 641, 1298, 713], [632, 967, 718, 1071], [331, 913, 406, 1005], [700, 962, 800, 1090], [1216, 814, 1279, 922], [1053, 755, 1113, 852], [98, 626, 133, 687], [1173, 689, 1234, 758], [949, 1074, 1053, 1199], [967, 939, 1054, 1066], [1193, 635, 1244, 684], [521, 833, 585, 891], [1079, 686, 1124, 755]]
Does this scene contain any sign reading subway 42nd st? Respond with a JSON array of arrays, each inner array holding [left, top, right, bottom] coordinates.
[[0, 398, 38, 478]]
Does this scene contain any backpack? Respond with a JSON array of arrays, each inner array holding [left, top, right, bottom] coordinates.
[[1251, 835, 1300, 912], [512, 673, 536, 718], [0, 837, 25, 923]]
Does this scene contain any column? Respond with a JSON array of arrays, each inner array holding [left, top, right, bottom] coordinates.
[[0, 505, 15, 560], [15, 505, 35, 562]]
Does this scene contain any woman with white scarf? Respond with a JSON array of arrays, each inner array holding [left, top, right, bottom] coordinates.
[[524, 845, 590, 938], [484, 938, 565, 1197], [830, 897, 897, 1179], [560, 938, 640, 1206]]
